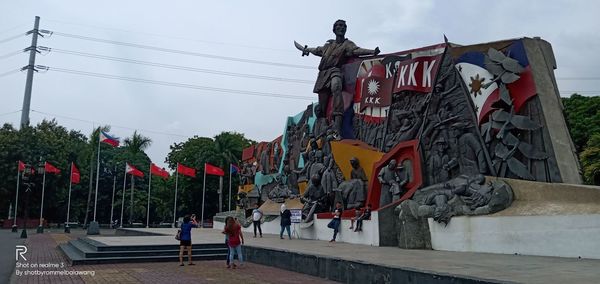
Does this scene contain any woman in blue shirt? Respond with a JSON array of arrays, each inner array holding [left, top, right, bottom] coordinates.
[[179, 215, 198, 266]]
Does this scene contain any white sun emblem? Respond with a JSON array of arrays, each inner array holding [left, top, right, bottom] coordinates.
[[367, 79, 380, 95]]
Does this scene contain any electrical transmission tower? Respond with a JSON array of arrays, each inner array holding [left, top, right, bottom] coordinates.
[[20, 16, 41, 127]]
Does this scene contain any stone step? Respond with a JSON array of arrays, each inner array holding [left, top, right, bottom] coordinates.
[[78, 237, 225, 251], [86, 247, 228, 258], [59, 239, 228, 265]]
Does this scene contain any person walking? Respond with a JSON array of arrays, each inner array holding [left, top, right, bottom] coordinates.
[[179, 215, 198, 266], [329, 202, 343, 242], [224, 217, 244, 268], [280, 204, 292, 240], [252, 203, 263, 238]]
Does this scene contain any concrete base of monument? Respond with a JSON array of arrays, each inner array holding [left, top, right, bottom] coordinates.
[[214, 211, 381, 246], [429, 214, 600, 259], [428, 178, 600, 259]]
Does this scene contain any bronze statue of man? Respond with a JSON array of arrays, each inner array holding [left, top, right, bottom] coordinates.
[[296, 20, 380, 135]]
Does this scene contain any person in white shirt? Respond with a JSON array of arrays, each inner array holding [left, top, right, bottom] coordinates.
[[252, 203, 263, 238]]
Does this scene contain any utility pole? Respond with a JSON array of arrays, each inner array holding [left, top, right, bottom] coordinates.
[[20, 16, 41, 127]]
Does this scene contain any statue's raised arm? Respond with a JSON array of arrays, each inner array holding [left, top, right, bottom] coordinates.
[[353, 46, 380, 57]]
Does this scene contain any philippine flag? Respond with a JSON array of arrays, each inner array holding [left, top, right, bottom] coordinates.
[[99, 131, 120, 147], [455, 40, 536, 124]]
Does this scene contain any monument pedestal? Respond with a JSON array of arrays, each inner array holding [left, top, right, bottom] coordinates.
[[425, 178, 600, 259]]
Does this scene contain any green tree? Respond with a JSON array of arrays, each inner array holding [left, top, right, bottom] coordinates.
[[562, 94, 600, 152], [0, 120, 88, 225], [580, 134, 600, 185], [165, 132, 253, 222]]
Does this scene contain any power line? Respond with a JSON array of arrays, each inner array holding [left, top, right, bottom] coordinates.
[[0, 50, 24, 60], [0, 68, 22, 78], [45, 18, 296, 54], [31, 109, 192, 138], [42, 66, 315, 101], [0, 109, 21, 117], [0, 22, 28, 35], [49, 31, 313, 69], [0, 33, 24, 44], [45, 47, 313, 84], [557, 77, 600, 80], [560, 90, 600, 93]]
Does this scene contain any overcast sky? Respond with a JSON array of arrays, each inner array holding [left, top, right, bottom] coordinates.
[[1, 0, 598, 170]]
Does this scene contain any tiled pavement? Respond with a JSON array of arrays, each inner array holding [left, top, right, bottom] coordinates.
[[11, 231, 337, 284]]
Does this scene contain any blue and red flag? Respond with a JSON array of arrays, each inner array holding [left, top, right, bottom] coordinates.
[[230, 164, 239, 175], [99, 131, 120, 147], [455, 39, 536, 123]]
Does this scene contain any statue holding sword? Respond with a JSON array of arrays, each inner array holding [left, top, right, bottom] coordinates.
[[295, 19, 380, 136]]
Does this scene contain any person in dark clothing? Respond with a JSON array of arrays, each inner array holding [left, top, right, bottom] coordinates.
[[329, 202, 343, 242], [280, 204, 292, 239], [252, 203, 263, 238], [179, 215, 198, 266], [355, 204, 372, 232]]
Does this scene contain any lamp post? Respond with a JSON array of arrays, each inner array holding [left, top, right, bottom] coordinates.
[[35, 160, 46, 234]]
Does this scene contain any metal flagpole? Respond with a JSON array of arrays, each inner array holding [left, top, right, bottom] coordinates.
[[228, 164, 232, 212], [13, 165, 20, 228], [38, 162, 47, 232], [201, 163, 207, 228], [129, 175, 134, 225], [172, 165, 179, 228], [65, 163, 74, 233], [109, 166, 116, 228], [120, 164, 127, 228], [219, 176, 223, 213], [93, 134, 101, 221], [146, 164, 152, 228]]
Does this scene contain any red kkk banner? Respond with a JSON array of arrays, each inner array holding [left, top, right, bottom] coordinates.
[[392, 54, 442, 94], [150, 163, 169, 179], [45, 162, 61, 174], [177, 163, 196, 178], [71, 162, 80, 184], [205, 163, 224, 176], [359, 63, 393, 112]]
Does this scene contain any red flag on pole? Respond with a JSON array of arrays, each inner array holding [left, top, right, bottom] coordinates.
[[18, 161, 26, 172], [150, 163, 169, 179], [71, 162, 80, 184], [177, 163, 196, 178], [126, 163, 144, 177], [205, 163, 224, 176], [45, 162, 61, 174]]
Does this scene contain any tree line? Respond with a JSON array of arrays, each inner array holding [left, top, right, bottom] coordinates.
[[562, 94, 600, 185], [0, 119, 253, 226]]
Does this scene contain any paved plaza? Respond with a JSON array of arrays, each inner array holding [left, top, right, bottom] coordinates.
[[4, 227, 600, 283], [6, 228, 336, 284]]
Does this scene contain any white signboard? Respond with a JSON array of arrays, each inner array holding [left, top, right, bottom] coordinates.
[[290, 209, 302, 223]]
